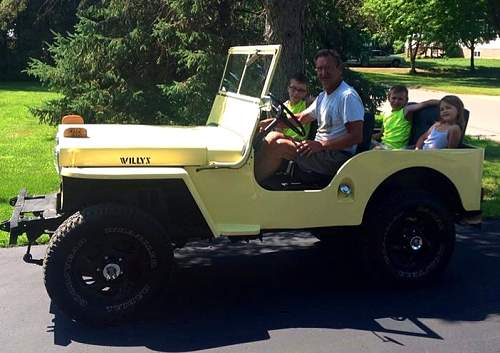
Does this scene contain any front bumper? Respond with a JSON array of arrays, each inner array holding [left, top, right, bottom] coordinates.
[[0, 189, 63, 245]]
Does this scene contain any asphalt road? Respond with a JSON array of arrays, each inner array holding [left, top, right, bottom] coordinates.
[[1, 221, 500, 353]]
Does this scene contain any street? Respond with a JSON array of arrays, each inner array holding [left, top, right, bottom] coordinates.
[[1, 221, 500, 353]]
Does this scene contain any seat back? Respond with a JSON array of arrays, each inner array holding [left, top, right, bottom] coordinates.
[[408, 104, 470, 146], [356, 112, 374, 154]]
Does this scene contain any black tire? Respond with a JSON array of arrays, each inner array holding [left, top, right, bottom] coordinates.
[[392, 59, 401, 67], [364, 191, 455, 284], [43, 204, 173, 325], [361, 57, 369, 66]]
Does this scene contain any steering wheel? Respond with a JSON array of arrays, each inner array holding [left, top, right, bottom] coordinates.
[[262, 93, 307, 138]]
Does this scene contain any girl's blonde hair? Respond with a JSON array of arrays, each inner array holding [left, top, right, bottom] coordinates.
[[440, 95, 465, 131]]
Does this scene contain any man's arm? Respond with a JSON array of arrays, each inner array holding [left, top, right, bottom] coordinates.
[[297, 120, 363, 156], [404, 99, 440, 120]]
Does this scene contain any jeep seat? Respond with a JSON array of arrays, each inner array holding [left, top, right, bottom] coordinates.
[[408, 104, 470, 146], [356, 112, 374, 153]]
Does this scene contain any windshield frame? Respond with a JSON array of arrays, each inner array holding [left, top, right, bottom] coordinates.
[[218, 45, 281, 100]]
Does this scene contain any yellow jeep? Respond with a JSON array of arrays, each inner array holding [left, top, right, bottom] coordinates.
[[1, 45, 483, 324]]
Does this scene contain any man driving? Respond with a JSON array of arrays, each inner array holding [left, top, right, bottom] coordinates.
[[255, 49, 364, 184]]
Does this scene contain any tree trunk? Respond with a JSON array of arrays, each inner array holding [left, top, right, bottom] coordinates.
[[409, 37, 419, 74], [469, 43, 476, 72], [218, 0, 233, 53], [263, 0, 306, 100]]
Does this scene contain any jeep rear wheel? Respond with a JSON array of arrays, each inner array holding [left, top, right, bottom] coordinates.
[[43, 204, 173, 325], [365, 191, 455, 284]]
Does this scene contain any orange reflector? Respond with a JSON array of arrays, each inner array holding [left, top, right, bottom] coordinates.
[[63, 127, 88, 138], [62, 115, 84, 124]]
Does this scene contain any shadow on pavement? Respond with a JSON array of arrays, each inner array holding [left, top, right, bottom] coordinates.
[[48, 220, 500, 352]]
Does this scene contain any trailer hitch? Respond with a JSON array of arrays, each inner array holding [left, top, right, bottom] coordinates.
[[1, 189, 63, 265]]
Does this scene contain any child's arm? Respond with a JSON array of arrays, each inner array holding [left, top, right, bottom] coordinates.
[[447, 125, 462, 148], [305, 95, 315, 106], [415, 125, 434, 149], [404, 99, 440, 120]]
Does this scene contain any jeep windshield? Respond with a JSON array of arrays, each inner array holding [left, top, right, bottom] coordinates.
[[219, 49, 277, 99]]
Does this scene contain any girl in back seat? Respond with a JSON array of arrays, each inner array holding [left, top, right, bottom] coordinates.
[[415, 95, 465, 150]]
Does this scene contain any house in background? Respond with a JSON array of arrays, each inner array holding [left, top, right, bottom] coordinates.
[[405, 36, 500, 59], [461, 36, 500, 59]]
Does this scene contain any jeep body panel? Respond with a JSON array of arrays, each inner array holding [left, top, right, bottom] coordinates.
[[57, 125, 247, 167], [185, 147, 482, 236], [59, 166, 217, 236], [56, 45, 281, 170]]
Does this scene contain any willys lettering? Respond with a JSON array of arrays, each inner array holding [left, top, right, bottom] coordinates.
[[120, 157, 151, 165]]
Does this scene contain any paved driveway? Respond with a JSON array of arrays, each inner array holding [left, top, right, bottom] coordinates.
[[1, 221, 500, 353]]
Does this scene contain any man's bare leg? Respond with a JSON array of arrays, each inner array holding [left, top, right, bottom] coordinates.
[[254, 132, 297, 182]]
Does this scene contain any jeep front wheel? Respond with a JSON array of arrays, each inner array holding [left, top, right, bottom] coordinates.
[[43, 204, 173, 325], [365, 191, 455, 284]]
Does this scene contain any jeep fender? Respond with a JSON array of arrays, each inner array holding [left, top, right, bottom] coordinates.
[[60, 167, 218, 238]]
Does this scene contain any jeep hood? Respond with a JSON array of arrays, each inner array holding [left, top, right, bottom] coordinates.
[[56, 124, 247, 168]]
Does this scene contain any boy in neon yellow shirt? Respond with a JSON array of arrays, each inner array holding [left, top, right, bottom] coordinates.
[[373, 85, 439, 149], [281, 73, 314, 141]]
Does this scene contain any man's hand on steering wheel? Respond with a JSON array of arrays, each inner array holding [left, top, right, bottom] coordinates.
[[261, 93, 307, 138]]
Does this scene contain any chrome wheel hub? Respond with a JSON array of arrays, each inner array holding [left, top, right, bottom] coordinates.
[[102, 263, 122, 281], [410, 236, 423, 251]]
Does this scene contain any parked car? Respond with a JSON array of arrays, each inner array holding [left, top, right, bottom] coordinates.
[[1, 45, 482, 325], [346, 50, 405, 67]]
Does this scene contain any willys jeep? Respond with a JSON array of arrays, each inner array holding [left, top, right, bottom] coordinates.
[[1, 45, 483, 324]]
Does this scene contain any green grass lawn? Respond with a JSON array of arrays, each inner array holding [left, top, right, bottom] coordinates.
[[0, 81, 498, 247], [464, 137, 500, 218], [0, 81, 60, 246], [352, 58, 500, 96]]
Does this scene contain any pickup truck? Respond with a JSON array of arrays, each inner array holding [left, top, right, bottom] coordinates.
[[1, 45, 483, 325], [347, 50, 405, 67]]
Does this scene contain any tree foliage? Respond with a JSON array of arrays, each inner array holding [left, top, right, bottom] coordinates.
[[25, 0, 385, 125], [487, 0, 500, 34], [363, 0, 497, 73], [304, 0, 385, 113], [28, 0, 244, 124], [362, 0, 437, 73], [432, 0, 496, 71], [0, 0, 94, 80]]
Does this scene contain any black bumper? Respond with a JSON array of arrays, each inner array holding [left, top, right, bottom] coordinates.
[[0, 189, 63, 245]]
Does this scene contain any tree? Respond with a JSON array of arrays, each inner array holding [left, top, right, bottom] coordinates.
[[0, 0, 95, 79], [305, 0, 385, 113], [433, 0, 497, 71], [487, 0, 500, 34], [263, 0, 306, 100], [27, 0, 385, 126], [362, 0, 437, 74], [28, 0, 263, 125]]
